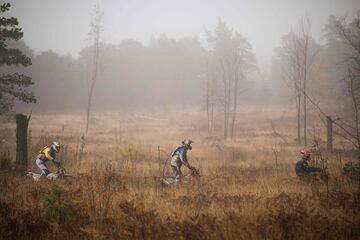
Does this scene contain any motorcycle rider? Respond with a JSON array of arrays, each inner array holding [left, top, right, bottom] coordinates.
[[35, 142, 61, 176], [171, 139, 196, 182], [295, 149, 321, 181]]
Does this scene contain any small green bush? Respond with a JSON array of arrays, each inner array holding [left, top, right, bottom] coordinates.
[[42, 183, 75, 224], [343, 161, 360, 173], [343, 161, 360, 180]]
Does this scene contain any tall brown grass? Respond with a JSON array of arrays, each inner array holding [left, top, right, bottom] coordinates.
[[0, 109, 359, 239]]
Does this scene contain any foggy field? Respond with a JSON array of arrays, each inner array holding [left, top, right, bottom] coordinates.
[[1, 109, 359, 239]]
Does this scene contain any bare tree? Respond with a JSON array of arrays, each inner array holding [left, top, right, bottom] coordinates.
[[230, 34, 256, 138], [85, 4, 102, 134], [276, 32, 304, 144], [300, 17, 311, 145], [230, 52, 239, 139], [205, 19, 233, 140], [349, 69, 360, 155], [205, 58, 215, 135], [205, 19, 255, 140], [276, 17, 316, 145], [219, 57, 231, 139], [322, 12, 360, 158]]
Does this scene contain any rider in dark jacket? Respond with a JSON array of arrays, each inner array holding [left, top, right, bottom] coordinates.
[[295, 149, 321, 180], [171, 139, 196, 181]]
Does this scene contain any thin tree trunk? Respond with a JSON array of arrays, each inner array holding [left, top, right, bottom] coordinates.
[[295, 76, 301, 145], [85, 52, 98, 134], [85, 11, 101, 135], [206, 61, 211, 135], [225, 60, 232, 140], [231, 58, 239, 139], [220, 59, 228, 140], [301, 16, 310, 146], [210, 72, 215, 134], [211, 97, 214, 133], [297, 92, 301, 145], [303, 35, 308, 146]]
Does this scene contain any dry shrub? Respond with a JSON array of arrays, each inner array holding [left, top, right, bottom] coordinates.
[[0, 151, 11, 170], [258, 192, 360, 240], [0, 201, 50, 240], [84, 162, 124, 227]]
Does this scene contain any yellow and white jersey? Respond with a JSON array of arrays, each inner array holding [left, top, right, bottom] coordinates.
[[38, 146, 56, 162]]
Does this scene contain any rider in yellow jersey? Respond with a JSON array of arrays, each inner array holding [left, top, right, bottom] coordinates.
[[35, 142, 61, 176]]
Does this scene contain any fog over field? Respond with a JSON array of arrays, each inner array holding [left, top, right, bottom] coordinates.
[[0, 0, 358, 114], [9, 0, 360, 59]]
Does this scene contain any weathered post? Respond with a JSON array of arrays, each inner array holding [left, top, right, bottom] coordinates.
[[326, 116, 333, 152], [158, 146, 161, 175], [28, 129, 32, 158], [15, 113, 30, 171]]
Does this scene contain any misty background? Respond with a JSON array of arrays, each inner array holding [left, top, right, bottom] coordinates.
[[3, 0, 360, 114]]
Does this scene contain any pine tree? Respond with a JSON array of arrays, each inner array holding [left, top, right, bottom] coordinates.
[[0, 2, 35, 114]]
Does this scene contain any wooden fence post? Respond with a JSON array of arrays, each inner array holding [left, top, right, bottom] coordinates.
[[326, 116, 333, 152], [15, 113, 30, 171]]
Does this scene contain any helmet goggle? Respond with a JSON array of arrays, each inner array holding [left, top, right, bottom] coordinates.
[[51, 142, 60, 153]]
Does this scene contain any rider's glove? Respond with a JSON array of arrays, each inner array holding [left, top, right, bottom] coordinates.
[[53, 159, 61, 168], [190, 166, 197, 172]]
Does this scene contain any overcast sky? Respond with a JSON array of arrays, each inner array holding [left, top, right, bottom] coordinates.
[[7, 0, 360, 60]]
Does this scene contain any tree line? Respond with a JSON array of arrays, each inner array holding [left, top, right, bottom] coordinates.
[[1, 1, 359, 144]]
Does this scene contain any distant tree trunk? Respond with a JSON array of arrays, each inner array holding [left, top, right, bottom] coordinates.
[[206, 60, 211, 135], [85, 41, 99, 134], [303, 92, 307, 145], [303, 67, 307, 146], [278, 17, 313, 146], [15, 113, 30, 171], [295, 79, 301, 145], [85, 5, 101, 135], [231, 56, 240, 139], [206, 70, 215, 135], [211, 97, 214, 133], [226, 61, 232, 139], [302, 19, 310, 146], [209, 71, 215, 134], [220, 59, 229, 140]]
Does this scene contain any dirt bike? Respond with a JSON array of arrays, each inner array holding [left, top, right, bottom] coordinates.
[[26, 167, 77, 181], [298, 167, 328, 183], [158, 168, 206, 186]]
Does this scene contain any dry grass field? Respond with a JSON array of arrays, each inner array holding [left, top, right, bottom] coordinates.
[[0, 107, 359, 239]]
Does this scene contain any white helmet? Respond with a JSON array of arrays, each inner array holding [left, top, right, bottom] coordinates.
[[182, 139, 193, 150], [51, 142, 60, 153]]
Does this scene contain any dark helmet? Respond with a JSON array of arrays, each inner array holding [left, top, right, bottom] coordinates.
[[182, 139, 193, 150]]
